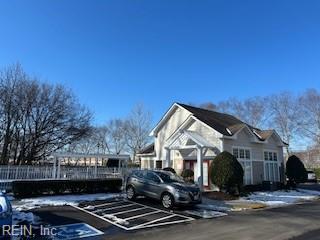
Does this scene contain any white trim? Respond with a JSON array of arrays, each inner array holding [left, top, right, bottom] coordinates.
[[262, 149, 280, 181], [189, 115, 224, 138], [263, 130, 287, 147], [166, 130, 215, 150], [52, 152, 129, 160], [150, 103, 192, 137], [263, 149, 280, 163], [169, 145, 198, 150], [232, 146, 253, 185]]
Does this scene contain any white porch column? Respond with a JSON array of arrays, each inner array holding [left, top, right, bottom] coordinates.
[[165, 148, 171, 168], [94, 157, 98, 178], [196, 146, 204, 191], [57, 157, 61, 179], [53, 157, 57, 179]]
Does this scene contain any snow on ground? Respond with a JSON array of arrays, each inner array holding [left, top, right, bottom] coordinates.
[[243, 190, 320, 206], [12, 193, 124, 211], [11, 193, 124, 225], [12, 210, 42, 225]]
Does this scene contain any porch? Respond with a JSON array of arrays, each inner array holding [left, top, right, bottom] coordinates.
[[163, 130, 220, 191]]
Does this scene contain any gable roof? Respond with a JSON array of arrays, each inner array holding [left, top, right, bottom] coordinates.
[[137, 143, 155, 155], [177, 103, 263, 136], [150, 102, 287, 146]]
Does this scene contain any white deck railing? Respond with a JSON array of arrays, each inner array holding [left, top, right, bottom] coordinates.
[[0, 165, 123, 191]]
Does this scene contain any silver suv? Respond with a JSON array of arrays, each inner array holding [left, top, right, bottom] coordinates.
[[126, 169, 201, 209]]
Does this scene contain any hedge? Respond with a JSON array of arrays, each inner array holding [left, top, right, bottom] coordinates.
[[286, 155, 307, 185], [313, 168, 320, 180], [210, 151, 244, 195], [12, 178, 122, 198], [181, 169, 194, 183]]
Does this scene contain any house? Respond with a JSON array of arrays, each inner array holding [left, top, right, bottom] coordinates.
[[138, 103, 287, 191]]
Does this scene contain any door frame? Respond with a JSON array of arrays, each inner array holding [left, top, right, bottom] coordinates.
[[183, 159, 210, 188]]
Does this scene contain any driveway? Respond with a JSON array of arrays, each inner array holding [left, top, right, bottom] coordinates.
[[29, 197, 320, 240], [298, 183, 320, 191], [107, 200, 320, 240]]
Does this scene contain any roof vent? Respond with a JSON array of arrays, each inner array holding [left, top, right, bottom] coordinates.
[[226, 128, 232, 135]]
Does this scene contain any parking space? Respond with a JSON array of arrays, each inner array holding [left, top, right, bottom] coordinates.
[[74, 199, 194, 231]]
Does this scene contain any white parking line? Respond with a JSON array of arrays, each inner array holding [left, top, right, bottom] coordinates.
[[112, 206, 147, 215], [72, 199, 194, 231], [72, 205, 130, 231], [123, 210, 162, 221], [126, 200, 194, 221], [134, 219, 194, 230], [131, 215, 175, 229], [89, 201, 121, 208], [92, 203, 136, 213]]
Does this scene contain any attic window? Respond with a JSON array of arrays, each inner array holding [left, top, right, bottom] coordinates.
[[226, 128, 232, 135]]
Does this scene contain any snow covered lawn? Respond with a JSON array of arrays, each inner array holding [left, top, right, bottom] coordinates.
[[242, 189, 320, 207]]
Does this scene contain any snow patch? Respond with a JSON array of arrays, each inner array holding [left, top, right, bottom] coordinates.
[[184, 209, 227, 218], [12, 193, 124, 211], [104, 214, 129, 225], [243, 190, 320, 206], [12, 210, 41, 225], [196, 203, 230, 212]]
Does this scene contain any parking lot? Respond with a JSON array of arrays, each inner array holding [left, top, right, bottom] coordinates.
[[74, 198, 195, 231]]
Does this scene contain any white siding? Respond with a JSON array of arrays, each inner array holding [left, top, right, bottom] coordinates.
[[155, 107, 191, 160], [223, 128, 285, 184]]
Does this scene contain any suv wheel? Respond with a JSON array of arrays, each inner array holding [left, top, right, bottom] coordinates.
[[126, 186, 136, 200], [161, 193, 174, 209]]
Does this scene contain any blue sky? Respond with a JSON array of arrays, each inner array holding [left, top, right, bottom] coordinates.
[[0, 0, 320, 125]]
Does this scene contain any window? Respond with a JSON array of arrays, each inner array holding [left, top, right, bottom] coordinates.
[[232, 147, 252, 185], [273, 153, 277, 161], [233, 148, 239, 158], [155, 161, 163, 169], [240, 161, 252, 185], [264, 151, 279, 182], [245, 149, 250, 159], [240, 149, 245, 159]]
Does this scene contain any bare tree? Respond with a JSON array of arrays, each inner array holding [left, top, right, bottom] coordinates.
[[0, 64, 21, 164], [215, 97, 269, 128], [298, 89, 320, 145], [267, 92, 300, 155], [0, 64, 92, 165], [124, 104, 152, 162], [240, 97, 270, 128], [105, 119, 127, 154], [199, 102, 217, 111]]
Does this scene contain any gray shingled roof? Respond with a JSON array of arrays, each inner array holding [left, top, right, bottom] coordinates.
[[178, 103, 251, 135], [138, 143, 155, 155]]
